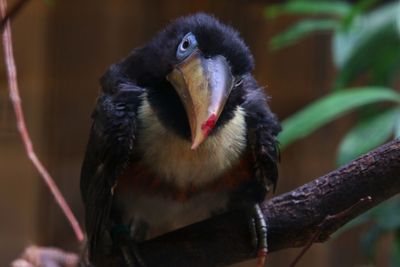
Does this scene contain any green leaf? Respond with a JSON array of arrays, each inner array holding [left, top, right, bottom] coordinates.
[[391, 231, 400, 267], [278, 88, 400, 149], [394, 111, 400, 138], [336, 108, 398, 165], [334, 24, 400, 88], [374, 197, 400, 230], [341, 0, 381, 28], [332, 210, 372, 237], [358, 197, 400, 260], [333, 1, 400, 68], [332, 2, 400, 88], [336, 197, 400, 236], [266, 1, 351, 19], [361, 224, 384, 259], [270, 19, 339, 50]]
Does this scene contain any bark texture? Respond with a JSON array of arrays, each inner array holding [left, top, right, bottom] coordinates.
[[137, 139, 400, 267]]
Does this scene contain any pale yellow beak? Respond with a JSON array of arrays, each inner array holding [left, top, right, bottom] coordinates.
[[167, 50, 234, 149]]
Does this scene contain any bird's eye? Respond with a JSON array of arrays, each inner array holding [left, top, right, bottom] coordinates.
[[176, 32, 198, 61]]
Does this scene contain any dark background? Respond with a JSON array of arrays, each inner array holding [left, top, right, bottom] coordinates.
[[0, 0, 393, 266]]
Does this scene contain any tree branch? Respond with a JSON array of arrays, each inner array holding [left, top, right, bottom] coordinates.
[[12, 139, 400, 267], [136, 138, 400, 267]]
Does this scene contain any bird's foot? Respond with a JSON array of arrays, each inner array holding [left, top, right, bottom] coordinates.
[[112, 225, 147, 267], [120, 240, 146, 267], [248, 204, 268, 267]]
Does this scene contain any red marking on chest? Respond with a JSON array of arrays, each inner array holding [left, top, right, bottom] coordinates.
[[201, 113, 217, 136], [116, 155, 253, 202]]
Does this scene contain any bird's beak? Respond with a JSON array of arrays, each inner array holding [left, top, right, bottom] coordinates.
[[167, 50, 234, 150]]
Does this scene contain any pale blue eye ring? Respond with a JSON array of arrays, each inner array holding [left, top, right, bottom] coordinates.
[[176, 32, 198, 61]]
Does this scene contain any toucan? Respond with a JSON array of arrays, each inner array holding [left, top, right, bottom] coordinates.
[[80, 13, 281, 267]]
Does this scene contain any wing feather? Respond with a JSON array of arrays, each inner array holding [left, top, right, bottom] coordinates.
[[242, 76, 281, 201], [80, 68, 144, 262]]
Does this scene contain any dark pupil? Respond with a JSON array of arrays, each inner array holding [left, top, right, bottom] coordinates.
[[182, 40, 190, 49]]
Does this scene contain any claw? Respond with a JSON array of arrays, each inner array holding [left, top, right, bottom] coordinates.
[[249, 204, 268, 267], [120, 242, 146, 267], [112, 225, 147, 267], [257, 248, 267, 267]]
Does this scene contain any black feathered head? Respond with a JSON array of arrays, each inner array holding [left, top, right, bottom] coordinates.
[[115, 13, 255, 148]]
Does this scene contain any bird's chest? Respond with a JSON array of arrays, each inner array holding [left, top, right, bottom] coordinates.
[[117, 158, 252, 232], [134, 97, 247, 188], [115, 98, 250, 230], [118, 190, 230, 233]]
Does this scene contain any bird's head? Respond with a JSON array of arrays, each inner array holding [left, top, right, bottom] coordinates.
[[120, 13, 254, 149]]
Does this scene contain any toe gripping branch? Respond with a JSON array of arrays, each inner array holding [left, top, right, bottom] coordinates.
[[249, 204, 268, 267], [111, 225, 146, 267]]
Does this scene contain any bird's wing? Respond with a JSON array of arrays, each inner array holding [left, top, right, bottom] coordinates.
[[80, 66, 144, 261], [242, 77, 281, 201]]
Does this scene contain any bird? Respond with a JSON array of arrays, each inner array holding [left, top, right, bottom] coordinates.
[[80, 13, 281, 267]]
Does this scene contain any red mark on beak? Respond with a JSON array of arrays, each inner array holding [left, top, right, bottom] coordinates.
[[201, 113, 217, 137]]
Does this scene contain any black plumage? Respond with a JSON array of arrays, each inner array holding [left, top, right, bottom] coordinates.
[[80, 13, 280, 266]]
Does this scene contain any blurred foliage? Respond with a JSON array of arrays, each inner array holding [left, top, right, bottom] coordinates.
[[279, 88, 400, 149], [393, 230, 400, 267], [266, 0, 400, 264], [337, 107, 399, 165]]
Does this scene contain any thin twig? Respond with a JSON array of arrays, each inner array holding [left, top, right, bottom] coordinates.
[[0, 0, 84, 242], [288, 196, 372, 267]]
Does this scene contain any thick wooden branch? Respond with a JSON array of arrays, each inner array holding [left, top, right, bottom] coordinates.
[[136, 139, 400, 267], [12, 139, 400, 267]]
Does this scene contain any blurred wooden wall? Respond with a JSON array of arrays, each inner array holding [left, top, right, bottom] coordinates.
[[0, 0, 392, 266]]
